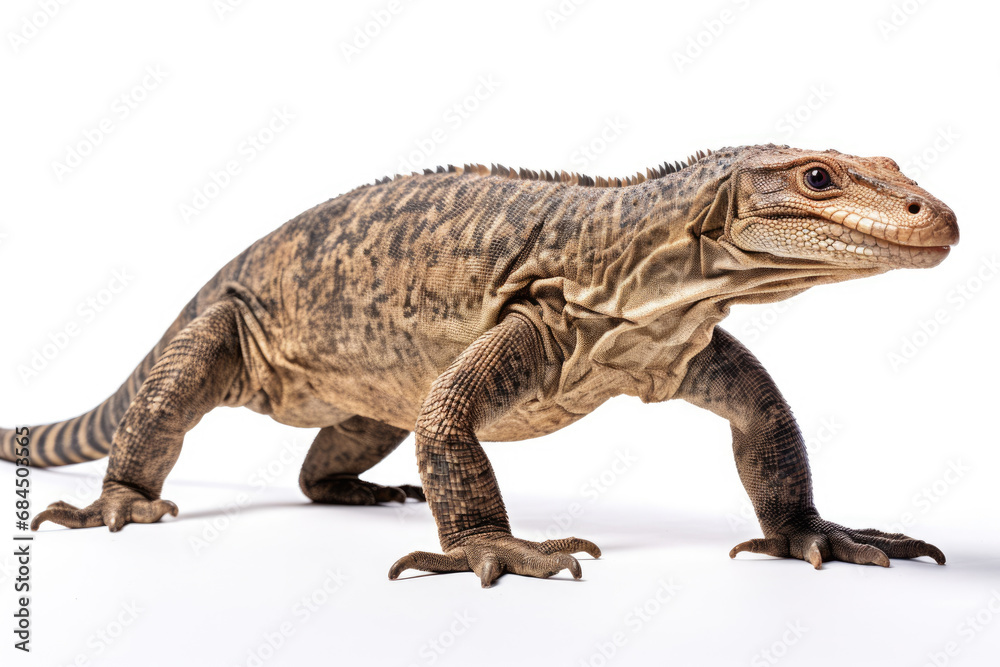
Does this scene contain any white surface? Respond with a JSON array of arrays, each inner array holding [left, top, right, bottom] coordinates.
[[2, 1, 999, 665]]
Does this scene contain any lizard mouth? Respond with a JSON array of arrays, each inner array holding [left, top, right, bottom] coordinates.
[[817, 218, 952, 267], [739, 204, 958, 269]]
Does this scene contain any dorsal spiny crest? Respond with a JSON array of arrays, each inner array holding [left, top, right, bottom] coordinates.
[[369, 148, 717, 189]]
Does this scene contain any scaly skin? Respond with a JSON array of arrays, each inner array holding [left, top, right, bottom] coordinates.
[[1, 145, 957, 586]]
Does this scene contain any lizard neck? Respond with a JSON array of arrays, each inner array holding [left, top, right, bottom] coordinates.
[[536, 158, 737, 297], [530, 151, 872, 325]]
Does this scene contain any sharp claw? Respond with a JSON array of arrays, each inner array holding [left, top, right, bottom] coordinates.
[[806, 540, 823, 569], [479, 557, 500, 588], [153, 500, 179, 521], [563, 555, 582, 579], [575, 539, 601, 559], [380, 487, 406, 504], [388, 556, 410, 580], [399, 485, 426, 502], [927, 545, 946, 565], [29, 511, 49, 531], [106, 511, 125, 532]]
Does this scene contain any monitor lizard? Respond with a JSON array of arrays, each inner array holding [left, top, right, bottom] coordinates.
[[1, 144, 957, 587]]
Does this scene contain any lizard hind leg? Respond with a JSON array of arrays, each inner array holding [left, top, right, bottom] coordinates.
[[32, 300, 246, 532], [298, 416, 425, 505]]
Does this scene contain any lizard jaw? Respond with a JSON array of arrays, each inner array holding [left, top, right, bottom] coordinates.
[[731, 201, 958, 269], [816, 205, 959, 247], [815, 217, 951, 268]]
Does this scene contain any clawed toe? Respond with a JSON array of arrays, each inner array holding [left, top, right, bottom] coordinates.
[[46, 500, 80, 511], [389, 550, 469, 580], [398, 484, 426, 502], [127, 498, 179, 525], [389, 533, 601, 587], [730, 518, 946, 568], [803, 539, 826, 569], [729, 536, 789, 559], [31, 486, 178, 531], [303, 475, 425, 505], [845, 528, 945, 565], [30, 505, 103, 530], [539, 537, 602, 559]]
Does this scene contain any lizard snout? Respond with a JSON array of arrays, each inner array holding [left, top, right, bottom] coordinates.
[[902, 198, 959, 248]]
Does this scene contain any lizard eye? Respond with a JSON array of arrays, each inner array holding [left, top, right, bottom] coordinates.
[[804, 167, 833, 191]]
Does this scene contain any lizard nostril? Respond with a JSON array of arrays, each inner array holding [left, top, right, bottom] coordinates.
[[907, 203, 922, 215]]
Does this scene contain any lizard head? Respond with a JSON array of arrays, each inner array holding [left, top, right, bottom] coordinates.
[[724, 145, 958, 270]]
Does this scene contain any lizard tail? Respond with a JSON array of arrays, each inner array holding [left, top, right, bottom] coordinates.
[[0, 300, 201, 467]]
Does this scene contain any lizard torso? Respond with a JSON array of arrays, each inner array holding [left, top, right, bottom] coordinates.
[[210, 150, 876, 439]]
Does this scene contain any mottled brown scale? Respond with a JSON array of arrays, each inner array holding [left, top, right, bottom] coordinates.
[[2, 144, 956, 585]]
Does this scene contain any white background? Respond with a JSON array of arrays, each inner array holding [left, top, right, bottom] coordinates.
[[2, 1, 998, 665]]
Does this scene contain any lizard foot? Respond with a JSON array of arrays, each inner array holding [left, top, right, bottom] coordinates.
[[388, 533, 601, 587], [30, 482, 178, 532], [302, 473, 425, 505], [731, 515, 945, 569]]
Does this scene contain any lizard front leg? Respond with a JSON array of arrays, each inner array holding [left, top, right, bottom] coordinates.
[[31, 300, 245, 532], [389, 312, 600, 587], [676, 327, 945, 568]]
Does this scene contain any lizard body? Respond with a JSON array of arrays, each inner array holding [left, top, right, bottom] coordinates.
[[1, 144, 958, 585]]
